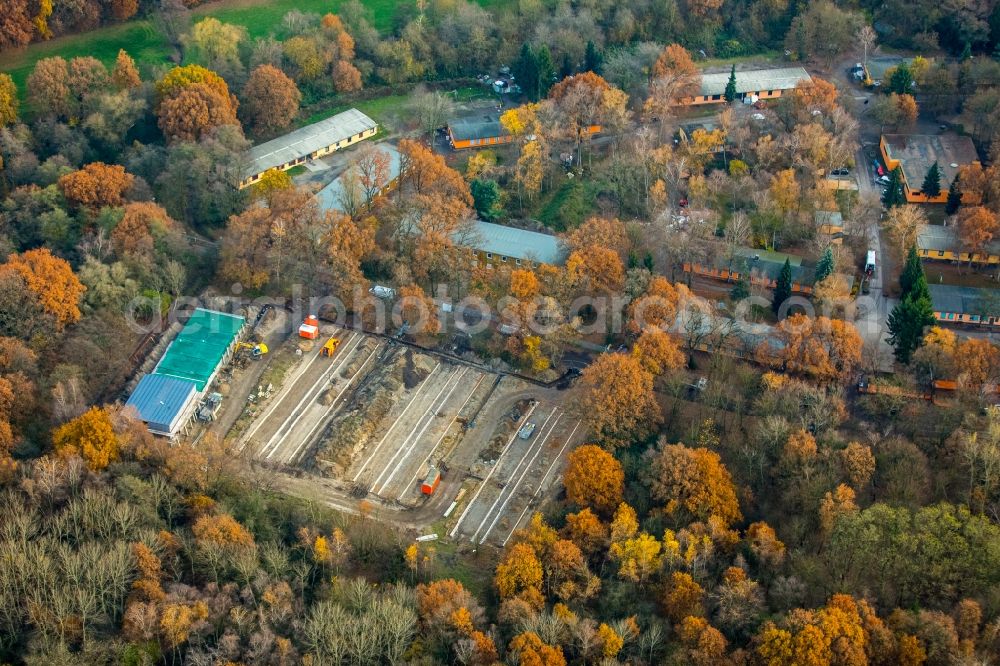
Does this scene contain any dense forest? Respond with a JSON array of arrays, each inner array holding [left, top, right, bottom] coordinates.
[[1, 0, 1000, 663]]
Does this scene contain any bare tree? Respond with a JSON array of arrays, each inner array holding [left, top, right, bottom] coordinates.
[[858, 25, 877, 76], [408, 86, 455, 146]]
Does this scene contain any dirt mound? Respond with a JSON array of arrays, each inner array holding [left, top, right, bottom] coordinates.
[[402, 350, 433, 389]]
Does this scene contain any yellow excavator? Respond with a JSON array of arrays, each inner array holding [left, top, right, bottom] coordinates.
[[236, 341, 268, 360]]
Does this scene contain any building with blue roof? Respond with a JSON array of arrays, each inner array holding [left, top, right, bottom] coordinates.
[[126, 308, 245, 438], [125, 374, 200, 438], [458, 220, 566, 267]]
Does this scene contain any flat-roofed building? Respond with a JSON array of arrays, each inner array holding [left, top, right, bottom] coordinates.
[[239, 109, 378, 188], [929, 284, 1000, 326], [125, 308, 245, 438], [458, 220, 566, 267], [447, 113, 600, 150], [683, 66, 811, 105], [880, 133, 979, 203], [448, 115, 514, 150], [917, 224, 1000, 265], [683, 246, 826, 294], [316, 143, 403, 215]]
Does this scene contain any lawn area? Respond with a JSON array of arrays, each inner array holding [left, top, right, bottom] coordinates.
[[535, 177, 599, 231], [0, 0, 513, 102], [0, 20, 170, 101]]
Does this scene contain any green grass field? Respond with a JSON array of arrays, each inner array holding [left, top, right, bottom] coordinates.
[[0, 0, 510, 101]]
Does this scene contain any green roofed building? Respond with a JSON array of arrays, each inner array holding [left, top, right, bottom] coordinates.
[[154, 308, 245, 391], [126, 308, 245, 438]]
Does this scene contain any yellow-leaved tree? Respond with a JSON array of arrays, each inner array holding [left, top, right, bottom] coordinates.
[[52, 405, 119, 470]]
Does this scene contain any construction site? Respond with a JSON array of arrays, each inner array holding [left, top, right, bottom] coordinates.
[[170, 308, 590, 543]]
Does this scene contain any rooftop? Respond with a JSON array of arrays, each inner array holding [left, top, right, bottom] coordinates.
[[865, 56, 916, 82], [882, 133, 978, 191], [245, 109, 378, 177], [698, 67, 811, 98], [930, 284, 1000, 315], [153, 308, 245, 391], [814, 210, 844, 226], [917, 224, 1000, 254], [448, 115, 509, 142], [125, 374, 198, 436], [458, 220, 565, 265], [316, 143, 403, 213]]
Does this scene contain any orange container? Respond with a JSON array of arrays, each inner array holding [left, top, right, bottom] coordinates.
[[421, 467, 441, 495]]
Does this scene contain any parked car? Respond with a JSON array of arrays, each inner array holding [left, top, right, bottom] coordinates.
[[831, 168, 850, 177]]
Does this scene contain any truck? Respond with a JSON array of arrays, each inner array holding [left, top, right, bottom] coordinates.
[[864, 250, 876, 276]]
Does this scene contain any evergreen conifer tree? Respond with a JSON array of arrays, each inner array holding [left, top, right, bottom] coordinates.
[[883, 166, 906, 208], [724, 65, 738, 103], [815, 247, 835, 283], [946, 177, 962, 215], [921, 162, 941, 198]]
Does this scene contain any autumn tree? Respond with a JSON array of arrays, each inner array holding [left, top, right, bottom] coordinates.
[[840, 442, 876, 489], [158, 82, 240, 142], [644, 43, 701, 118], [192, 513, 255, 547], [954, 338, 1000, 389], [397, 284, 440, 336], [241, 65, 301, 134], [495, 543, 543, 599], [0, 248, 85, 328], [884, 205, 928, 255], [52, 405, 119, 470], [333, 59, 363, 93], [67, 56, 109, 113], [549, 72, 628, 164], [58, 162, 134, 209], [632, 328, 685, 376], [819, 483, 859, 534], [0, 74, 17, 127], [508, 632, 566, 666], [156, 65, 239, 142], [767, 314, 863, 381], [746, 521, 786, 566], [112, 202, 177, 259], [577, 353, 661, 449], [416, 579, 485, 640], [957, 206, 999, 263], [566, 246, 625, 296], [111, 49, 141, 88], [562, 508, 608, 555], [27, 56, 71, 119], [790, 76, 840, 117], [0, 0, 33, 50], [564, 444, 624, 516], [109, 0, 139, 21], [645, 442, 743, 526], [627, 276, 684, 333], [663, 571, 705, 622]]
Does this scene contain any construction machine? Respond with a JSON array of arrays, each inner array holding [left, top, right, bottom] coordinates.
[[321, 337, 341, 357], [236, 341, 268, 360]]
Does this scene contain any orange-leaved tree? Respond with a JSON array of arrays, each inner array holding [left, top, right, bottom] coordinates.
[[508, 631, 566, 666], [632, 328, 685, 376], [112, 202, 178, 259], [577, 352, 661, 450], [645, 441, 742, 526], [58, 162, 134, 209], [52, 405, 119, 470], [563, 444, 624, 516], [241, 64, 301, 134], [0, 248, 85, 329]]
